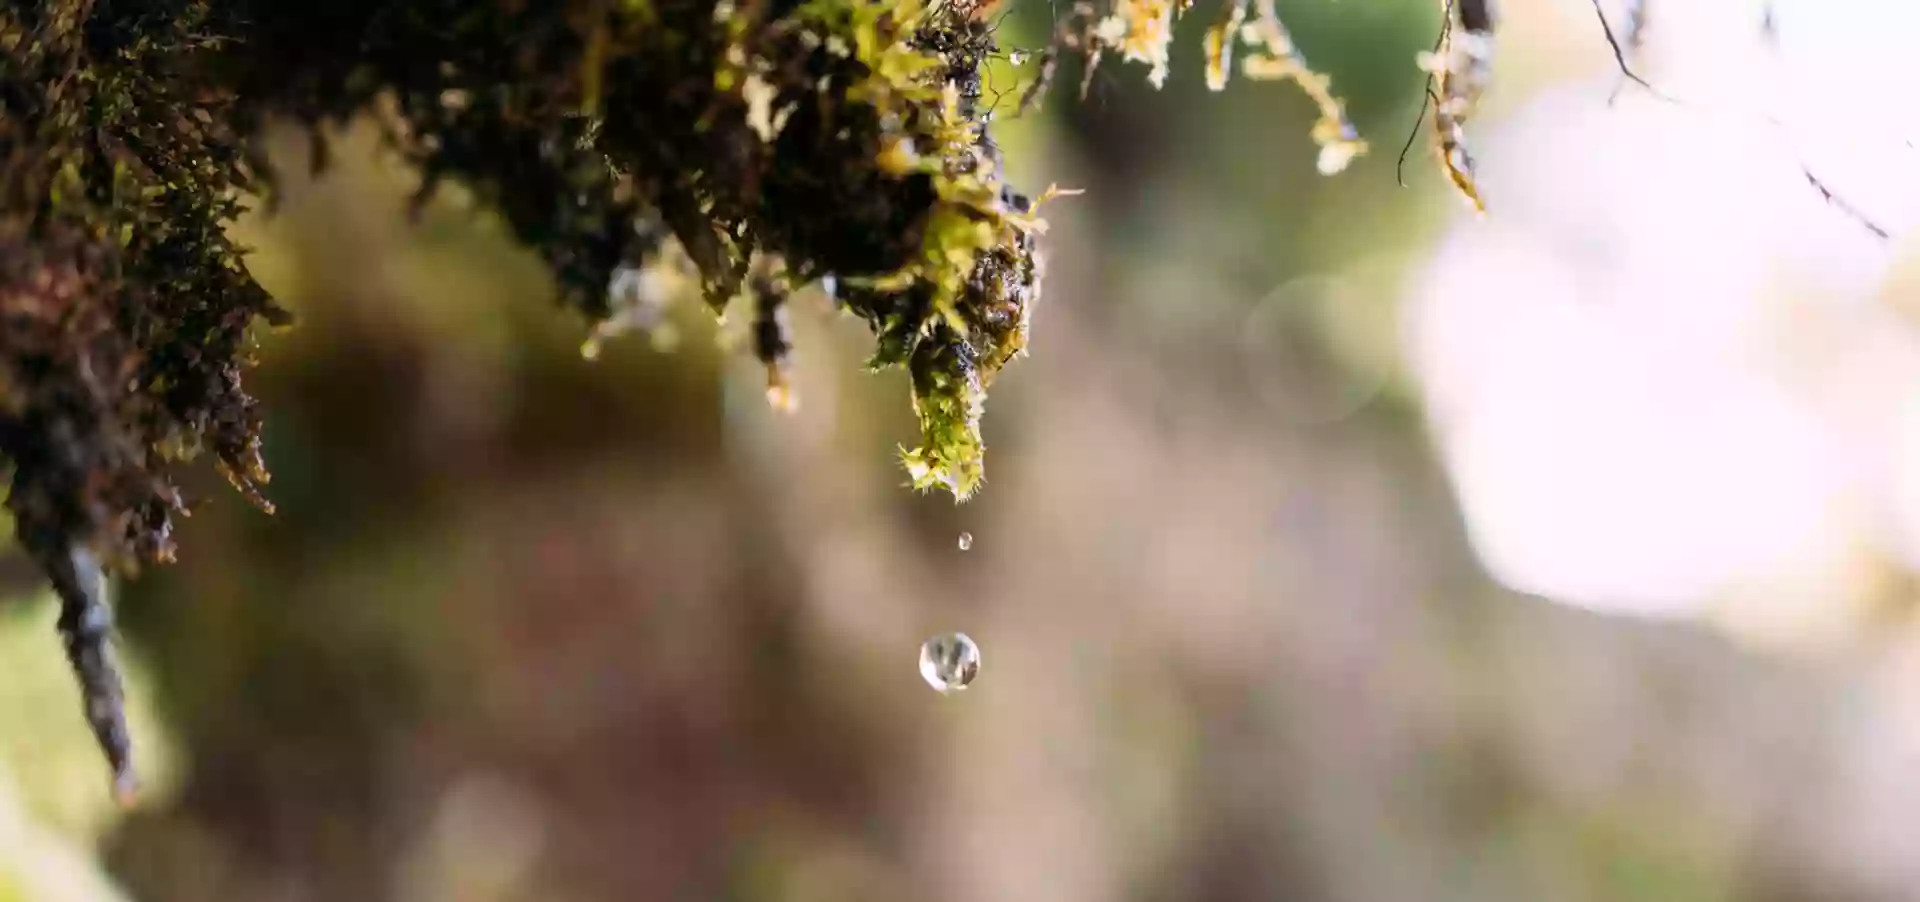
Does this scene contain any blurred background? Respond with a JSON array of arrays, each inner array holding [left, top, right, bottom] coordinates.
[[7, 0, 1920, 899]]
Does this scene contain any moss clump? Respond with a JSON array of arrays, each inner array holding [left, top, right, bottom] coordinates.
[[219, 0, 1048, 499], [2, 2, 292, 800], [4, 0, 1363, 791], [0, 0, 1057, 794]]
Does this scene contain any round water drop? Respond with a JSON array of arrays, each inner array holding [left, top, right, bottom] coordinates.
[[957, 531, 973, 551], [918, 632, 981, 694]]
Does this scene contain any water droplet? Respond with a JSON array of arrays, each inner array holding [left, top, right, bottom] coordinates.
[[918, 632, 981, 694], [1008, 50, 1030, 66], [957, 531, 973, 551]]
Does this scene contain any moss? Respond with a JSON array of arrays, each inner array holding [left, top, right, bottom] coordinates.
[[3, 0, 1360, 789]]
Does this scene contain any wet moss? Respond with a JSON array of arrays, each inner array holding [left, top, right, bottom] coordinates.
[[4, 0, 1360, 790]]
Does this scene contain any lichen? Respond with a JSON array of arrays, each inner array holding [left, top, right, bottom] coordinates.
[[1416, 0, 1492, 212], [1034, 0, 1366, 173]]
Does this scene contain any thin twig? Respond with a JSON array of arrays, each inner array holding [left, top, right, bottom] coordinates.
[[1398, 0, 1454, 187], [1593, 0, 1891, 239], [1802, 166, 1891, 239]]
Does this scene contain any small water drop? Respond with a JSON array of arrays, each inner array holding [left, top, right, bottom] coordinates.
[[957, 531, 973, 551], [919, 632, 981, 694], [1008, 50, 1030, 66]]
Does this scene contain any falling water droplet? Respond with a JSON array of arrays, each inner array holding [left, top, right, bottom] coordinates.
[[957, 531, 973, 551], [919, 632, 981, 694]]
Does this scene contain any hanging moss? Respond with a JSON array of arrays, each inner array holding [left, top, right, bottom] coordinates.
[[3, 0, 1368, 793]]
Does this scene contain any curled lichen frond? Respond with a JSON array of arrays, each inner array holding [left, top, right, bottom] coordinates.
[[1418, 1, 1493, 212], [1093, 0, 1184, 88], [1202, 0, 1247, 90], [1204, 0, 1367, 174], [1065, 0, 1362, 175], [1237, 0, 1367, 174]]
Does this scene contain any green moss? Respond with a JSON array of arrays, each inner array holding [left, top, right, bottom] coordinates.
[[3, 0, 1361, 786]]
